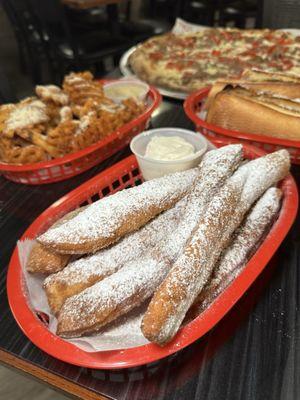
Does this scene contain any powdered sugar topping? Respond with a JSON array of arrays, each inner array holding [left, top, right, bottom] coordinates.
[[74, 112, 96, 136], [39, 168, 198, 246], [4, 100, 49, 132], [57, 145, 244, 337], [142, 149, 289, 343], [45, 198, 186, 288], [59, 106, 73, 122], [36, 85, 69, 105], [209, 186, 282, 289]]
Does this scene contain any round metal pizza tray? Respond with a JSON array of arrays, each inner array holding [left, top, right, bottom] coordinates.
[[119, 46, 187, 101], [120, 28, 300, 101]]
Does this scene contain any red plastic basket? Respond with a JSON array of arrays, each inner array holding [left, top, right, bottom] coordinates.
[[0, 81, 161, 185], [184, 87, 300, 164], [7, 146, 298, 369]]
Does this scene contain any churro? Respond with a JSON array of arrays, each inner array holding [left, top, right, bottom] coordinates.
[[186, 187, 282, 321], [142, 150, 289, 345], [56, 145, 244, 337], [26, 206, 87, 274], [38, 168, 199, 254], [44, 198, 186, 314]]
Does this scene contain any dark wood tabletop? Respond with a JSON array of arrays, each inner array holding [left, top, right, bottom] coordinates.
[[0, 95, 300, 400]]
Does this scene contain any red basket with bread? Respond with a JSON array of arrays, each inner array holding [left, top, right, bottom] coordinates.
[[0, 72, 161, 184], [184, 69, 300, 164], [7, 143, 298, 368]]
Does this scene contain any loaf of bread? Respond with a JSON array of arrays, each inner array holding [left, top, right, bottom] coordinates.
[[205, 69, 300, 141]]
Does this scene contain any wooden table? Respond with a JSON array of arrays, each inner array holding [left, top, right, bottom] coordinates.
[[0, 85, 300, 399], [63, 0, 122, 10]]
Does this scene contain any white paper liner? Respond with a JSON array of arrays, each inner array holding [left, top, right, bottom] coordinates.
[[198, 109, 207, 121], [16, 141, 215, 353], [172, 18, 207, 34], [18, 239, 150, 352], [104, 78, 150, 104]]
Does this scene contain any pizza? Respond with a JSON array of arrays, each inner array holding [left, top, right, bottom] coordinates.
[[129, 28, 300, 93]]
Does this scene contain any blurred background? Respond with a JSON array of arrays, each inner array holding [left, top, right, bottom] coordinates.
[[0, 0, 299, 112], [0, 0, 276, 102], [0, 0, 300, 106]]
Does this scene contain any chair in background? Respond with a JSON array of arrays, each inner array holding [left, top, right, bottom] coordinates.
[[180, 0, 217, 26], [1, 0, 26, 74], [0, 67, 17, 103], [164, 0, 261, 28], [1, 0, 53, 83], [123, 0, 171, 40], [64, 5, 109, 33], [138, 0, 175, 28], [65, 2, 155, 43], [29, 0, 132, 81], [262, 0, 300, 28], [217, 0, 261, 28]]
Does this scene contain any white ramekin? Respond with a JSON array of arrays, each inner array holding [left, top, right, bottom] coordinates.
[[103, 80, 149, 103], [130, 128, 208, 180]]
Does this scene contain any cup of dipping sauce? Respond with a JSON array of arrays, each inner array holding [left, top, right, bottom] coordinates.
[[103, 80, 149, 103], [130, 128, 208, 180]]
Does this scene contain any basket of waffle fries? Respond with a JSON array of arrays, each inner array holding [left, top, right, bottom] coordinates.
[[7, 142, 298, 368], [0, 71, 161, 184]]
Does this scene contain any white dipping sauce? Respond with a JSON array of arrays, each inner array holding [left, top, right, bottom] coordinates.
[[145, 136, 195, 161]]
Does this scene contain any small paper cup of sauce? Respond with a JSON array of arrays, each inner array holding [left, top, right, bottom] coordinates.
[[103, 80, 149, 103], [130, 128, 208, 180]]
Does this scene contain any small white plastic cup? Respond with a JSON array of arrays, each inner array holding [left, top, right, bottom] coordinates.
[[130, 128, 208, 180], [103, 80, 149, 103]]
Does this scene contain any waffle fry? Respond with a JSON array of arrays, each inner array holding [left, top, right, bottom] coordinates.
[[36, 86, 71, 126], [0, 71, 147, 165], [59, 106, 73, 123], [0, 104, 16, 138], [71, 112, 102, 151], [78, 97, 117, 118], [47, 120, 79, 154], [1, 99, 49, 139], [36, 85, 69, 106], [63, 71, 104, 117], [30, 131, 63, 158], [0, 136, 48, 164]]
